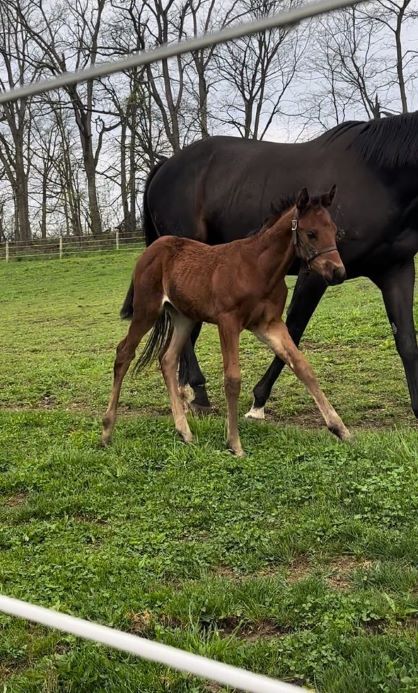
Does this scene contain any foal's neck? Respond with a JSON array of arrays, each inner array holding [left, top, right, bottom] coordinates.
[[252, 207, 296, 277]]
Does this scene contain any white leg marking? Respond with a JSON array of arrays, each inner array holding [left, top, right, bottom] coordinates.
[[245, 403, 265, 420]]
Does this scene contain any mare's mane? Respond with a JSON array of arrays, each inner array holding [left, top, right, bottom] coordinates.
[[319, 112, 418, 168]]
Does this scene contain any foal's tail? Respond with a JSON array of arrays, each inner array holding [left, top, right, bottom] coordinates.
[[143, 157, 168, 246], [133, 305, 173, 375]]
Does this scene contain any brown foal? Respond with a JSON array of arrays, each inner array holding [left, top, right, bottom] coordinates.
[[102, 185, 350, 455]]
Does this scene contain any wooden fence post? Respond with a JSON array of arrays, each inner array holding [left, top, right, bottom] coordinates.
[[5, 240, 9, 262], [59, 236, 63, 260], [116, 229, 119, 251]]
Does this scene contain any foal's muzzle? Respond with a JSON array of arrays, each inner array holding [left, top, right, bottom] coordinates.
[[328, 265, 346, 285], [311, 254, 346, 285]]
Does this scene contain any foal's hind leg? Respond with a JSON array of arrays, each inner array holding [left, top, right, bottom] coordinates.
[[255, 320, 350, 440], [160, 312, 195, 443], [101, 314, 154, 445]]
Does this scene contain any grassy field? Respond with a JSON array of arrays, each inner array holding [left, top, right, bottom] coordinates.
[[0, 251, 417, 692]]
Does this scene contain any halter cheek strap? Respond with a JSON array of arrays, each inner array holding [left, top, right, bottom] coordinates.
[[291, 216, 337, 269]]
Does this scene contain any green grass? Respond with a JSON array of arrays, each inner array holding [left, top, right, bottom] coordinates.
[[0, 251, 417, 692]]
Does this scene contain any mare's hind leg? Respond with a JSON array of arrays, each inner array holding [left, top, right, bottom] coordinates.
[[101, 314, 155, 445], [160, 312, 195, 443], [218, 319, 244, 456], [178, 323, 212, 413], [254, 320, 350, 440]]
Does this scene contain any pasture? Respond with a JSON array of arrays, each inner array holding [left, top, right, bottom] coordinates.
[[0, 251, 417, 692]]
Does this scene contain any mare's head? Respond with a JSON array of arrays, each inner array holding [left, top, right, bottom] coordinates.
[[292, 185, 346, 286]]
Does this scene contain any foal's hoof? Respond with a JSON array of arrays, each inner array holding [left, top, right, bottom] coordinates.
[[245, 404, 265, 421], [227, 442, 246, 457], [100, 433, 111, 447], [178, 430, 193, 444], [329, 422, 351, 441]]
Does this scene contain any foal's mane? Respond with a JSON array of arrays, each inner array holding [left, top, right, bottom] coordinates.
[[253, 194, 324, 236], [320, 112, 418, 169]]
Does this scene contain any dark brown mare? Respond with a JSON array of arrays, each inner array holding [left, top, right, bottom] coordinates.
[[143, 115, 418, 420], [102, 186, 350, 455]]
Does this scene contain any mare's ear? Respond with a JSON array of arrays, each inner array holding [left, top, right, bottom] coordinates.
[[321, 184, 337, 207], [296, 187, 309, 213]]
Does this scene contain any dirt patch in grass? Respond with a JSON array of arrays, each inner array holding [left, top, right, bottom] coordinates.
[[326, 556, 374, 589], [128, 610, 155, 635], [0, 402, 412, 429], [217, 616, 293, 639], [286, 556, 312, 584], [72, 513, 109, 526], [4, 492, 28, 507], [213, 565, 240, 579]]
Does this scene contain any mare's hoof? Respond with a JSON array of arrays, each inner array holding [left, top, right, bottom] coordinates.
[[190, 401, 214, 416], [245, 405, 265, 421]]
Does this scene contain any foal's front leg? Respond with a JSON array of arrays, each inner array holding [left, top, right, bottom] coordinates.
[[218, 319, 244, 456], [255, 320, 350, 440]]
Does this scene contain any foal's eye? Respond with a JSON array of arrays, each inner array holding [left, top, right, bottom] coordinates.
[[307, 231, 316, 240]]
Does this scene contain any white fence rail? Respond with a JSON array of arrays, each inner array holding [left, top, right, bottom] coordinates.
[[0, 595, 305, 693], [0, 233, 146, 262]]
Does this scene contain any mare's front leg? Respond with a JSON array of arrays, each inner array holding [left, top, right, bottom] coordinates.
[[373, 259, 418, 419], [160, 313, 195, 443], [255, 320, 350, 440], [218, 318, 244, 456], [247, 271, 327, 420]]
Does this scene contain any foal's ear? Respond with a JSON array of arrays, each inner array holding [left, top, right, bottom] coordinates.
[[296, 187, 310, 212], [321, 184, 337, 207]]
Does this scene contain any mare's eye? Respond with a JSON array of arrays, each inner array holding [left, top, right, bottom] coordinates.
[[307, 231, 316, 240]]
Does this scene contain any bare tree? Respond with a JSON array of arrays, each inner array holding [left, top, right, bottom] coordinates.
[[0, 0, 41, 241], [187, 0, 218, 139], [361, 0, 417, 113], [304, 1, 417, 129], [214, 0, 304, 140], [20, 0, 108, 234]]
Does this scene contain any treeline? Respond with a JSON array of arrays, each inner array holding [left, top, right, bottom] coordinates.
[[0, 0, 416, 241]]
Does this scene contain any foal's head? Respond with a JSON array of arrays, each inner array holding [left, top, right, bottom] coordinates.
[[292, 185, 346, 285]]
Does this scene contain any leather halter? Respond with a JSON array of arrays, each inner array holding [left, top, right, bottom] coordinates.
[[291, 215, 337, 269]]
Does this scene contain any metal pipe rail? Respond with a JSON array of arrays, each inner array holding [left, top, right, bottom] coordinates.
[[0, 0, 364, 105]]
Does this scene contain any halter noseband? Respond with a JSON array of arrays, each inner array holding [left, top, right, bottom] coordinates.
[[291, 215, 337, 269]]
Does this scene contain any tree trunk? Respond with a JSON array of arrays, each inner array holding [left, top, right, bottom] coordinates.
[[41, 167, 47, 239], [15, 144, 31, 242], [84, 145, 102, 236], [128, 102, 137, 235], [120, 117, 129, 231]]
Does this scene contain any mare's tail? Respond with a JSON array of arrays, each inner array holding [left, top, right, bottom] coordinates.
[[120, 279, 135, 320], [133, 305, 173, 375], [143, 157, 168, 246], [120, 157, 167, 320]]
